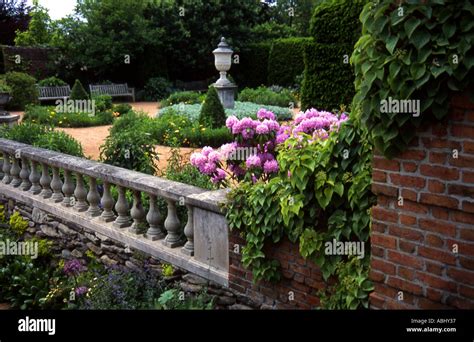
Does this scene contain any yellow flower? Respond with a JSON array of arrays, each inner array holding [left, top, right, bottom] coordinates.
[[174, 129, 179, 133], [201, 128, 206, 131]]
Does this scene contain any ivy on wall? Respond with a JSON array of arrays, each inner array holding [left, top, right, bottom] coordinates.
[[352, 0, 474, 158]]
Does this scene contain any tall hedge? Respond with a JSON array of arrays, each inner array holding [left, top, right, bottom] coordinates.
[[5, 72, 38, 110], [267, 37, 311, 87], [301, 0, 366, 111], [233, 42, 272, 88]]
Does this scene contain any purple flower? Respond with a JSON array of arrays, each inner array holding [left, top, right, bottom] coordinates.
[[262, 119, 280, 132], [241, 128, 255, 140], [226, 116, 238, 129], [75, 286, 88, 296], [208, 151, 221, 163], [246, 155, 261, 169], [211, 168, 226, 183], [257, 109, 276, 121], [263, 160, 279, 173], [190, 153, 207, 169], [201, 162, 217, 175], [64, 259, 84, 276], [219, 143, 236, 159], [256, 124, 269, 135], [201, 146, 213, 157], [229, 163, 245, 177]]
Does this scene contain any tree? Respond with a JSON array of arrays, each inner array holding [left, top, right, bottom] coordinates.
[[14, 2, 52, 46], [0, 0, 30, 45], [199, 86, 226, 129]]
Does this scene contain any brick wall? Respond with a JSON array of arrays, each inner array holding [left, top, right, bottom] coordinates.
[[370, 94, 474, 309], [229, 230, 328, 309]]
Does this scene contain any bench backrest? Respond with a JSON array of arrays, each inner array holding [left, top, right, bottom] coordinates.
[[90, 84, 130, 96], [38, 85, 71, 99]]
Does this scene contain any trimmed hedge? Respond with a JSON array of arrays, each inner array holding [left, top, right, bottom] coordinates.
[[267, 38, 311, 87], [233, 42, 272, 88], [5, 72, 39, 110], [301, 0, 366, 111]]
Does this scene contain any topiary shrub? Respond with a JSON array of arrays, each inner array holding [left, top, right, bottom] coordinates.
[[300, 0, 366, 111], [267, 38, 311, 87], [5, 71, 39, 110], [199, 86, 226, 129], [70, 79, 89, 101]]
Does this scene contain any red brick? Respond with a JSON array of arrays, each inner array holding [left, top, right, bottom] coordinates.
[[372, 246, 385, 257], [416, 272, 457, 292], [370, 269, 386, 283], [398, 266, 415, 280], [373, 170, 387, 182], [426, 234, 444, 248], [292, 264, 310, 277], [387, 250, 423, 269], [464, 171, 474, 183], [403, 200, 429, 214], [429, 152, 447, 164], [403, 162, 417, 172], [372, 258, 396, 275], [419, 193, 459, 209], [431, 123, 448, 137], [446, 295, 474, 309], [408, 137, 420, 147], [450, 154, 474, 168], [432, 207, 449, 220], [399, 240, 417, 253], [372, 222, 387, 233], [460, 228, 474, 241], [417, 297, 451, 309], [426, 288, 443, 302], [389, 226, 423, 242], [420, 164, 460, 181], [448, 184, 474, 197], [419, 218, 456, 236], [371, 183, 398, 197], [447, 267, 474, 284], [422, 137, 462, 150], [386, 299, 414, 309], [428, 180, 445, 193], [468, 110, 474, 122], [459, 285, 474, 299], [372, 234, 397, 249], [282, 269, 294, 279], [293, 273, 304, 283], [387, 276, 423, 295], [426, 261, 444, 276], [398, 150, 426, 161], [390, 174, 426, 189], [304, 276, 324, 290], [447, 240, 474, 257], [372, 206, 398, 223], [460, 257, 474, 270], [452, 211, 474, 225], [418, 246, 457, 265], [464, 141, 474, 154], [373, 157, 400, 171], [451, 94, 474, 110], [374, 283, 399, 299], [229, 265, 247, 278], [290, 280, 310, 293], [451, 124, 474, 138], [377, 195, 393, 206], [463, 201, 474, 213], [369, 292, 386, 309], [400, 214, 417, 226], [401, 189, 417, 202]]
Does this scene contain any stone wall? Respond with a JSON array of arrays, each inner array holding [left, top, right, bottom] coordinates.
[[0, 196, 256, 310], [369, 94, 474, 309]]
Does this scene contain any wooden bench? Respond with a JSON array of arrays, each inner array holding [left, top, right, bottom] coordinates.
[[37, 85, 71, 101], [89, 84, 135, 102]]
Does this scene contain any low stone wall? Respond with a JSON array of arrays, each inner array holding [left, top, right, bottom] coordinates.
[[0, 196, 257, 310]]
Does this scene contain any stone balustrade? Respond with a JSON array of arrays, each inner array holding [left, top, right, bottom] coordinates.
[[0, 138, 229, 285]]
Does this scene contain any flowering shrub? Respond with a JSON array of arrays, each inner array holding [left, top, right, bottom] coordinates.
[[190, 108, 348, 185]]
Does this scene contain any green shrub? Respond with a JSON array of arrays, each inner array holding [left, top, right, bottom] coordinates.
[[38, 76, 67, 87], [144, 77, 173, 101], [160, 91, 202, 107], [182, 126, 232, 148], [3, 122, 48, 145], [5, 71, 39, 110], [93, 94, 113, 112], [70, 79, 89, 101], [110, 111, 154, 136], [199, 87, 226, 129], [300, 0, 366, 111], [113, 103, 132, 116], [34, 131, 84, 157], [267, 38, 311, 87], [100, 129, 159, 175], [0, 79, 12, 92], [238, 86, 297, 108], [233, 42, 272, 88]]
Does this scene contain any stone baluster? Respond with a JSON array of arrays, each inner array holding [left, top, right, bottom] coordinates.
[[40, 163, 52, 198], [9, 156, 21, 187], [130, 191, 146, 234], [50, 167, 64, 203], [146, 195, 165, 241], [100, 182, 116, 222], [61, 170, 75, 207], [28, 160, 42, 194], [163, 199, 182, 248], [182, 205, 194, 256], [0, 157, 3, 179], [2, 152, 11, 184], [73, 173, 89, 212], [87, 177, 102, 217], [113, 186, 131, 228], [19, 156, 31, 191]]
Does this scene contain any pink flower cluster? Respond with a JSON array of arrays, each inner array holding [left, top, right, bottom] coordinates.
[[191, 108, 349, 186]]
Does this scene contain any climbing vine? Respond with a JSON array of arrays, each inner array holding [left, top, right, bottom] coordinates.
[[226, 119, 375, 308], [352, 0, 474, 158]]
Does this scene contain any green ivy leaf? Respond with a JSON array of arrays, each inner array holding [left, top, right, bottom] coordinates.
[[385, 35, 399, 54], [404, 17, 421, 39], [410, 28, 430, 49]]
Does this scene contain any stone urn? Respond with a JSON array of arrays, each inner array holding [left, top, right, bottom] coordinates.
[[0, 91, 20, 127], [0, 92, 11, 111]]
